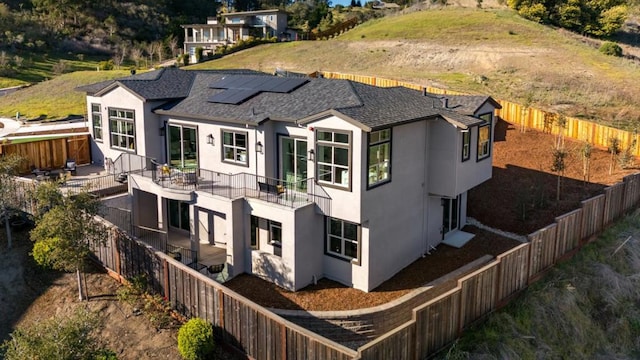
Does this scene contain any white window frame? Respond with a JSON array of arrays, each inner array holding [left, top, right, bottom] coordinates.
[[461, 130, 470, 162], [316, 129, 351, 190], [326, 217, 360, 265], [477, 113, 492, 161], [269, 220, 282, 248], [221, 129, 248, 166], [91, 103, 102, 142], [367, 128, 391, 188], [108, 108, 135, 152]]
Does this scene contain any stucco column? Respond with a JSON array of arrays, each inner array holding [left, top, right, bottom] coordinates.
[[183, 27, 189, 55]]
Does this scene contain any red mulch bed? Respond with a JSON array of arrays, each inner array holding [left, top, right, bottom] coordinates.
[[225, 120, 638, 311]]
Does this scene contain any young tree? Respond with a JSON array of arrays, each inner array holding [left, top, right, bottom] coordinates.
[[0, 154, 24, 249], [551, 115, 567, 201], [580, 140, 592, 184], [608, 137, 621, 175], [30, 183, 105, 300]]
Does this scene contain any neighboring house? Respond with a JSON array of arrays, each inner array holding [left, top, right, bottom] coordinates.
[[78, 67, 501, 292], [181, 9, 290, 63]]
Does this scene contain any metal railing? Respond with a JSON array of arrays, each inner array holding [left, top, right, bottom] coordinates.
[[120, 154, 332, 214], [132, 225, 197, 266]]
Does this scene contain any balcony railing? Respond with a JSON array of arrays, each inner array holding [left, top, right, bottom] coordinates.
[[116, 154, 331, 215]]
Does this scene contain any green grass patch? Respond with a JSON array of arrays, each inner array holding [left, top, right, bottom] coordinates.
[[439, 212, 640, 359], [0, 52, 107, 86], [0, 70, 129, 120]]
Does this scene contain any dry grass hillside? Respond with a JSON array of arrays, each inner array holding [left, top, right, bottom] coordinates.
[[191, 6, 640, 130]]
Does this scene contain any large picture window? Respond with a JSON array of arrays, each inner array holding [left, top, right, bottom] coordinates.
[[368, 129, 391, 187], [477, 113, 492, 161], [316, 130, 351, 189], [91, 103, 102, 141], [109, 108, 135, 151], [326, 217, 359, 263], [461, 130, 470, 161], [222, 130, 248, 166]]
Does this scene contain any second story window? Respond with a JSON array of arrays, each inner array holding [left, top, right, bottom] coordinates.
[[462, 130, 470, 161], [109, 108, 135, 151], [368, 129, 391, 188], [222, 130, 248, 166], [477, 113, 492, 161], [316, 129, 351, 189], [91, 103, 102, 141]]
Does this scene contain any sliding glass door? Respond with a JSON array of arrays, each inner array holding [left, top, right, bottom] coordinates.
[[280, 137, 307, 191], [169, 124, 198, 168]]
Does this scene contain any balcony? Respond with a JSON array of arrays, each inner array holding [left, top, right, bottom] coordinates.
[[112, 153, 331, 215]]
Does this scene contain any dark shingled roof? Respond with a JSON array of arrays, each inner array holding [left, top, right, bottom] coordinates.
[[444, 95, 502, 115], [81, 68, 496, 129]]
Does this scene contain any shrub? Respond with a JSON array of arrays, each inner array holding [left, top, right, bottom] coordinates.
[[599, 42, 622, 57], [177, 318, 215, 360], [195, 47, 203, 63], [98, 60, 114, 70]]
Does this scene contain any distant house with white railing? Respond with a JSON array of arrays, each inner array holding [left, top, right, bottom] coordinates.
[[77, 67, 500, 292], [181, 9, 291, 63]]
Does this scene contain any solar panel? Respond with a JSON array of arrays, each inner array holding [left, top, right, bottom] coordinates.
[[207, 75, 309, 104], [208, 89, 261, 105]]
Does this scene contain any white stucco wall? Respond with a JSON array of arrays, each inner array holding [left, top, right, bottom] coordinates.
[[293, 204, 323, 290], [427, 119, 458, 197], [361, 120, 431, 291]]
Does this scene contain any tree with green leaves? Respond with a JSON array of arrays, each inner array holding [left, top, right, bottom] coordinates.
[[0, 154, 25, 249], [508, 0, 628, 37], [1, 308, 116, 360], [30, 182, 105, 301]]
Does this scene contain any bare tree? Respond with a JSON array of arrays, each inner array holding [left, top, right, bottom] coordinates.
[[113, 43, 128, 69], [130, 47, 143, 68], [167, 35, 179, 58], [551, 115, 567, 201], [154, 40, 165, 63], [145, 42, 156, 67]]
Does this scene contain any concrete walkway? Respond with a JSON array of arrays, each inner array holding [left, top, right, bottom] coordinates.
[[466, 217, 528, 242]]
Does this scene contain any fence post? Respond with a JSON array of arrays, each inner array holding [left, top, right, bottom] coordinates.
[[113, 228, 121, 277], [163, 259, 170, 301]]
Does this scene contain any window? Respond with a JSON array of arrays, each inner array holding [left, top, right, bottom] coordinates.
[[269, 221, 282, 247], [169, 124, 198, 168], [368, 129, 391, 187], [222, 130, 248, 166], [250, 216, 259, 250], [91, 104, 102, 141], [477, 113, 492, 161], [109, 108, 135, 151], [461, 130, 470, 161], [316, 130, 351, 189], [326, 217, 359, 263]]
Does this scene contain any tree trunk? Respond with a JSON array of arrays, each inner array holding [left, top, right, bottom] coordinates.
[[556, 174, 561, 202], [4, 216, 12, 249], [76, 268, 85, 301]]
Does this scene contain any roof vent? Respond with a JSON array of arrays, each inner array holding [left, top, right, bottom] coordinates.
[[441, 97, 448, 108]]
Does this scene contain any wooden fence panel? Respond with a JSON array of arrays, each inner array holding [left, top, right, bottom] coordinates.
[[528, 224, 558, 278], [554, 209, 583, 258], [414, 288, 461, 358], [623, 173, 640, 212], [496, 243, 530, 302], [580, 194, 605, 240], [603, 183, 625, 226], [357, 321, 416, 360], [458, 263, 498, 329]]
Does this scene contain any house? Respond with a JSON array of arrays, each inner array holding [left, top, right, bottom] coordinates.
[[78, 67, 501, 292], [181, 9, 291, 63]]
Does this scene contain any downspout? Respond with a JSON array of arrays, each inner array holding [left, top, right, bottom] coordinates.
[[422, 120, 429, 256]]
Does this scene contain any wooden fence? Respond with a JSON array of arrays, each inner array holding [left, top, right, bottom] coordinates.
[[0, 134, 91, 174], [320, 71, 640, 156], [355, 172, 640, 360], [91, 222, 358, 360]]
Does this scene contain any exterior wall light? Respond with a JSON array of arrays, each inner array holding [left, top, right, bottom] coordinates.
[[256, 141, 264, 154], [206, 134, 214, 145], [308, 149, 315, 161]]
